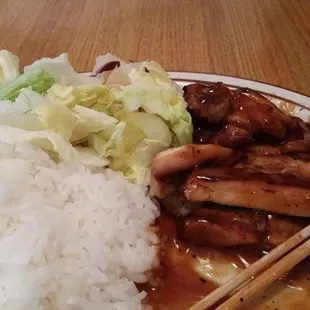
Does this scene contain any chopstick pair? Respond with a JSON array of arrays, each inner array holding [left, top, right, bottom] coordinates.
[[189, 224, 310, 310]]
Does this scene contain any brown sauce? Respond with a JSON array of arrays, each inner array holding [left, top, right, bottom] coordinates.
[[138, 213, 310, 310], [137, 213, 217, 309]]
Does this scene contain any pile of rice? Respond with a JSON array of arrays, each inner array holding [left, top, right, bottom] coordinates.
[[0, 141, 159, 310]]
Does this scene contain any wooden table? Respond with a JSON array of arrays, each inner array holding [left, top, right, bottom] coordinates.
[[0, 0, 309, 95]]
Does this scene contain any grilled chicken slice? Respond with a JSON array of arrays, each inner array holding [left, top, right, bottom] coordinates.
[[244, 144, 282, 156], [178, 208, 266, 247], [235, 154, 307, 175], [237, 142, 310, 178], [183, 167, 310, 217], [150, 144, 238, 198], [178, 208, 307, 247], [245, 141, 310, 158]]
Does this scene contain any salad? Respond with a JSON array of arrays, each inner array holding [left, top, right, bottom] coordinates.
[[0, 50, 193, 184]]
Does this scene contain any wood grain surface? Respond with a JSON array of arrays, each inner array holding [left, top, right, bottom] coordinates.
[[0, 0, 309, 95]]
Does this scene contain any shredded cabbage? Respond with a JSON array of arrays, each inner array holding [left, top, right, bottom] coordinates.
[[0, 125, 107, 167], [0, 51, 193, 184], [111, 61, 193, 146]]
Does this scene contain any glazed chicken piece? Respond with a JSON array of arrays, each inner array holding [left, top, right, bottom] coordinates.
[[184, 83, 305, 148], [210, 124, 254, 147], [177, 207, 307, 247], [183, 82, 233, 123], [211, 89, 294, 147], [183, 167, 310, 217], [150, 144, 239, 198]]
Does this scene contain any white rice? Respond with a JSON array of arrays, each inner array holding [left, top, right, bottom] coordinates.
[[0, 141, 159, 310]]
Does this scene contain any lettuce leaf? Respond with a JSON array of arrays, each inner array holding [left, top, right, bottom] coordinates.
[[123, 112, 171, 146], [111, 61, 193, 146], [33, 100, 117, 143], [46, 83, 112, 111], [0, 50, 20, 83], [0, 88, 118, 145], [89, 112, 171, 183], [0, 125, 107, 167], [24, 54, 101, 86], [90, 121, 145, 170], [125, 139, 168, 184], [0, 70, 55, 101], [71, 105, 117, 142], [0, 52, 194, 185], [34, 101, 76, 141]]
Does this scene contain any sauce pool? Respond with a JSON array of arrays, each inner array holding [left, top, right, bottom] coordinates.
[[137, 213, 217, 309], [138, 213, 310, 310]]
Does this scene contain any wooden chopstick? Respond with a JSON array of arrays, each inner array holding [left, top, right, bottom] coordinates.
[[215, 237, 310, 310], [189, 224, 310, 310]]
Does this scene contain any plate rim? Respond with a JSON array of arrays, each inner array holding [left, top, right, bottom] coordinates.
[[168, 70, 310, 98]]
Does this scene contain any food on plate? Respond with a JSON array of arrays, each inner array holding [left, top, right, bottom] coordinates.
[[184, 82, 308, 148], [184, 167, 310, 217], [0, 51, 193, 185], [150, 144, 238, 198], [0, 50, 194, 310], [0, 141, 158, 310], [147, 82, 310, 309], [184, 82, 232, 122], [177, 207, 306, 247], [1, 48, 310, 310], [152, 84, 310, 220], [0, 50, 20, 83]]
